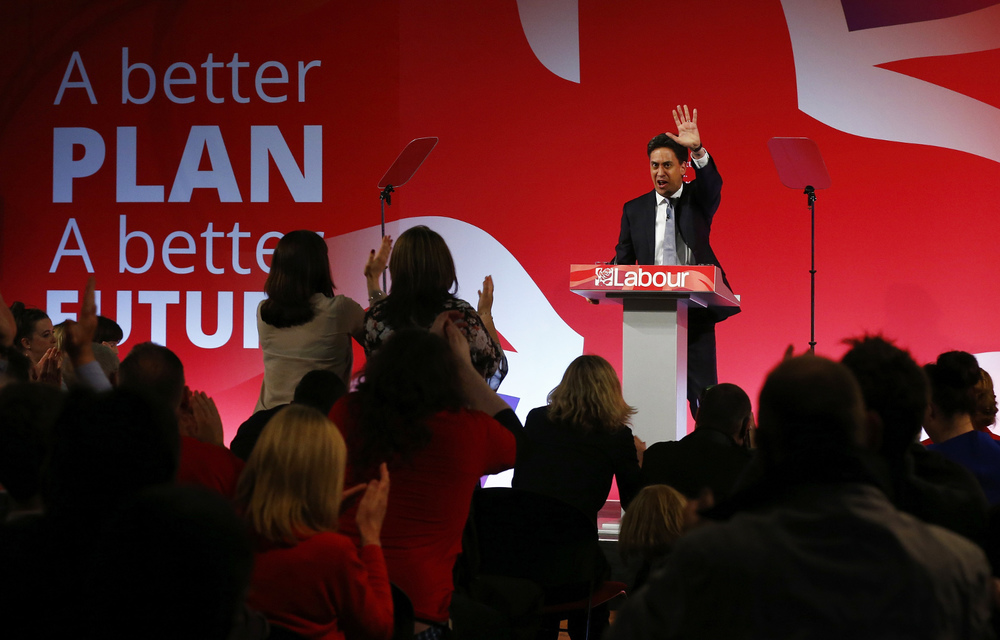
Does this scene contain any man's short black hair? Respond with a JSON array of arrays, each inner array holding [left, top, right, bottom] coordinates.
[[647, 133, 689, 163], [695, 383, 751, 440], [841, 334, 928, 459], [293, 369, 348, 415], [119, 342, 185, 412], [758, 355, 865, 463], [95, 316, 124, 344]]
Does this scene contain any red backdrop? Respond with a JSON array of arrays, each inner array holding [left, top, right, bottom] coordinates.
[[3, 0, 1000, 442]]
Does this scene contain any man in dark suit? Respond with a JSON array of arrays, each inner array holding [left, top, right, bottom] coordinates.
[[614, 105, 738, 414], [640, 383, 753, 503]]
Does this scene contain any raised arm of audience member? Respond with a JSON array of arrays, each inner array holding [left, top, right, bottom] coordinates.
[[0, 288, 14, 348], [178, 388, 225, 447], [62, 278, 112, 392], [477, 275, 501, 345], [440, 315, 522, 439], [356, 462, 390, 547], [364, 235, 392, 307]]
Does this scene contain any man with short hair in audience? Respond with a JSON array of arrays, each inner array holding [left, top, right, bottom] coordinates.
[[119, 342, 244, 498], [230, 368, 347, 461], [841, 335, 988, 544], [94, 315, 124, 355], [640, 383, 753, 503], [608, 355, 994, 640]]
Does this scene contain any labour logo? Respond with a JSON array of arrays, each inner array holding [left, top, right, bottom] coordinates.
[[595, 267, 616, 286]]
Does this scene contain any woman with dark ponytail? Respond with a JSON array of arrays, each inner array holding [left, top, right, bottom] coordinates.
[[925, 351, 1000, 504], [10, 302, 56, 366], [9, 302, 60, 384]]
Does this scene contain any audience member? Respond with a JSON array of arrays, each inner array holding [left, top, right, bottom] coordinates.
[[0, 387, 180, 638], [0, 383, 64, 521], [842, 335, 988, 542], [239, 405, 393, 640], [608, 355, 994, 640], [231, 369, 348, 461], [0, 288, 14, 348], [618, 484, 687, 591], [972, 368, 999, 437], [0, 345, 32, 386], [119, 342, 244, 497], [924, 351, 1000, 505], [10, 301, 61, 384], [87, 485, 260, 640], [330, 322, 519, 636], [255, 230, 385, 412], [511, 354, 641, 638], [94, 315, 124, 355], [512, 354, 642, 519], [9, 301, 55, 365], [363, 225, 507, 388], [640, 383, 753, 503], [91, 341, 120, 386]]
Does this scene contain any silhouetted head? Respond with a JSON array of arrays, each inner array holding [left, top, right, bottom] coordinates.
[[695, 383, 752, 445], [45, 388, 179, 514], [119, 342, 186, 413], [89, 484, 253, 640], [293, 369, 348, 415], [841, 334, 928, 459], [925, 351, 980, 420], [757, 355, 866, 465]]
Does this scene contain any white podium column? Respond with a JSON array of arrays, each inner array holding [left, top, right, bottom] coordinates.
[[621, 297, 688, 444]]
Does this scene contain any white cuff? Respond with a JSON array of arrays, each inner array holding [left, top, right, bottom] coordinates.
[[691, 149, 710, 168]]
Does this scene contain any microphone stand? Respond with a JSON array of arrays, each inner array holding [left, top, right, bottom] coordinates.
[[766, 137, 831, 353], [379, 185, 394, 292], [804, 185, 816, 353]]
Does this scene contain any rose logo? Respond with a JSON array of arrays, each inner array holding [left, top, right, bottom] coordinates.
[[595, 267, 615, 286]]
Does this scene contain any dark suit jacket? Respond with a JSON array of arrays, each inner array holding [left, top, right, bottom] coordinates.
[[614, 156, 738, 321], [640, 427, 753, 503], [512, 406, 642, 520]]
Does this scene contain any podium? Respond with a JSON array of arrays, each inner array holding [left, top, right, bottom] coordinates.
[[570, 265, 740, 444]]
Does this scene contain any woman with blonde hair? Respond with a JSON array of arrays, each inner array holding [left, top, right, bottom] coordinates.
[[512, 354, 643, 520], [618, 484, 688, 590], [239, 404, 393, 640]]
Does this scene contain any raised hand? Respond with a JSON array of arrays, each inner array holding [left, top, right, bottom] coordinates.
[[365, 235, 392, 280], [191, 390, 224, 446], [65, 277, 98, 366], [666, 104, 701, 151], [34, 347, 63, 387], [178, 387, 225, 446], [477, 275, 494, 318], [356, 463, 390, 546]]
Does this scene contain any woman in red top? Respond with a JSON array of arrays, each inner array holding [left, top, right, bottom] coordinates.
[[330, 321, 520, 637], [238, 405, 393, 640]]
